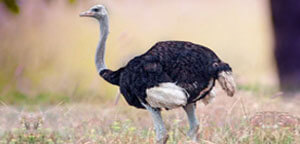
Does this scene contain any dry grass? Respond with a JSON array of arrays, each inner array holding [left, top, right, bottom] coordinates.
[[1, 88, 299, 144]]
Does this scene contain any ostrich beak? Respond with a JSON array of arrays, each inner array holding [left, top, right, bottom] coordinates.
[[79, 11, 94, 17]]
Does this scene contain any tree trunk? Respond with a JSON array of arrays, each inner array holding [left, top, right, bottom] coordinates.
[[270, 0, 300, 94]]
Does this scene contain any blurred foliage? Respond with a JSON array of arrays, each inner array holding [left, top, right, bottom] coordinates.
[[0, 0, 76, 14], [1, 0, 19, 14], [68, 0, 76, 4]]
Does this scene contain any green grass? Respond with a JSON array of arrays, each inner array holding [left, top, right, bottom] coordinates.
[[0, 90, 70, 106]]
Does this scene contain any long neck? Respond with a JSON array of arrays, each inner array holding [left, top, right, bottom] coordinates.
[[95, 15, 109, 74]]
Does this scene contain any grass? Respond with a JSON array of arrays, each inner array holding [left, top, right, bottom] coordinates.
[[1, 89, 299, 144], [0, 90, 70, 106]]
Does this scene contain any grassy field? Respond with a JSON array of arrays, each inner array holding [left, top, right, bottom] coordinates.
[[1, 86, 299, 144]]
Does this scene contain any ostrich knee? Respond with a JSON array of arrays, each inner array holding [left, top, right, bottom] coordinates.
[[183, 103, 199, 141]]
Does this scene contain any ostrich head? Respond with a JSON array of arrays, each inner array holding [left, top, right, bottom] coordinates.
[[80, 5, 108, 20]]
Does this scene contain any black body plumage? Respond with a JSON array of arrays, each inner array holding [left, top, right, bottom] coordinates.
[[100, 41, 232, 109]]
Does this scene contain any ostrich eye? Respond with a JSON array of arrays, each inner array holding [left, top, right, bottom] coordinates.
[[92, 8, 99, 12]]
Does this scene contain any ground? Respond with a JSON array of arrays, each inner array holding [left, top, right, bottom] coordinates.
[[0, 86, 300, 144]]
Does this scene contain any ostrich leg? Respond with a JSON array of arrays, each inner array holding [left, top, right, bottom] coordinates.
[[143, 104, 168, 144], [183, 103, 199, 141]]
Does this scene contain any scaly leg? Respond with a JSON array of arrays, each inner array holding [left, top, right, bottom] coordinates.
[[183, 103, 199, 141], [143, 104, 168, 144]]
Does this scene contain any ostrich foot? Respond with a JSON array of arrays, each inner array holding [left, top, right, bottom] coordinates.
[[156, 133, 169, 144], [187, 124, 199, 141]]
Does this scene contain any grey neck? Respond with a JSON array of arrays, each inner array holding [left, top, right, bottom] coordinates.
[[95, 15, 109, 74]]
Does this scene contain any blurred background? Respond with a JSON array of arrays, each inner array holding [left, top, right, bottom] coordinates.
[[0, 0, 298, 106]]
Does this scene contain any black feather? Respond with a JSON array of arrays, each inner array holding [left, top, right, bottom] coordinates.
[[100, 41, 232, 109]]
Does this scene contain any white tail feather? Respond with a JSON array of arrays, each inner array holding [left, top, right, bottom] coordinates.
[[217, 71, 236, 97]]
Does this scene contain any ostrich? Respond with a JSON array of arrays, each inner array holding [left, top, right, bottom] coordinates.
[[80, 5, 236, 143]]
